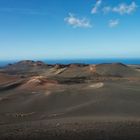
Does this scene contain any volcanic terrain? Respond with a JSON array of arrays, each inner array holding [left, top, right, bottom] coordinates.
[[0, 60, 140, 140]]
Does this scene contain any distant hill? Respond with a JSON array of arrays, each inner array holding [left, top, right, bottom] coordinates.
[[93, 63, 139, 77], [1, 60, 48, 75], [6, 60, 46, 69]]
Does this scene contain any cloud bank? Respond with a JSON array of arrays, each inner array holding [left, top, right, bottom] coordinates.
[[113, 2, 137, 15], [103, 1, 137, 15]]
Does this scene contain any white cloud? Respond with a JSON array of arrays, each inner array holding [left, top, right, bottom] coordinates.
[[102, 1, 137, 15], [64, 13, 92, 28], [103, 6, 112, 14], [91, 0, 102, 14], [112, 1, 137, 15], [109, 19, 119, 28]]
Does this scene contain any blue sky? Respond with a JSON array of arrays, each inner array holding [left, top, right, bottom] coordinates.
[[0, 0, 139, 60]]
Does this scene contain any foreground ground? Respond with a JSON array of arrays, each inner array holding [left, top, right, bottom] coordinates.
[[0, 61, 140, 140]]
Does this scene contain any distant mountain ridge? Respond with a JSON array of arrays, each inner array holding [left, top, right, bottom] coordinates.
[[0, 60, 139, 78]]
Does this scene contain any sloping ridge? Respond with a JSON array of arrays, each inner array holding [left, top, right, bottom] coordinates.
[[18, 76, 58, 90], [56, 64, 91, 78], [56, 63, 140, 78], [94, 63, 139, 77]]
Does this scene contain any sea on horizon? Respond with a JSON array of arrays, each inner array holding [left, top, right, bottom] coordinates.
[[0, 58, 140, 67]]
